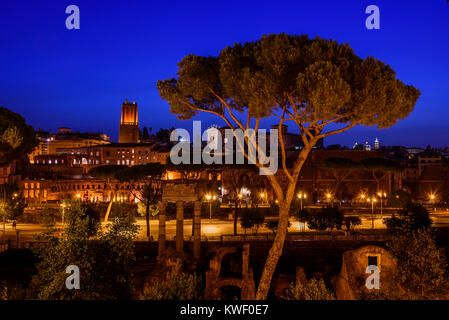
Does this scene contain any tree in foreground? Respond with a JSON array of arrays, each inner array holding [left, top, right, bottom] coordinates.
[[30, 201, 139, 299], [0, 107, 37, 166], [283, 278, 335, 300], [387, 229, 448, 299], [157, 33, 420, 299]]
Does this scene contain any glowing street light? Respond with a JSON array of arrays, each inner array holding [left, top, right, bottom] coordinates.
[[205, 193, 216, 219], [298, 192, 307, 210], [377, 191, 387, 217], [429, 193, 437, 211]]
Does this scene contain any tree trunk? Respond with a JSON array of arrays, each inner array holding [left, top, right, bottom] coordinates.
[[255, 203, 290, 299], [146, 204, 150, 241]]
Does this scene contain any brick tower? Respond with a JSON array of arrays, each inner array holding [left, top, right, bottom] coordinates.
[[119, 99, 139, 143]]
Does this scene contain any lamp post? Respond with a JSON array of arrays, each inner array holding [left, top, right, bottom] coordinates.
[[377, 191, 387, 218], [298, 192, 307, 210], [260, 192, 267, 205], [206, 194, 216, 219], [369, 197, 377, 230], [430, 194, 436, 212], [326, 193, 332, 206]]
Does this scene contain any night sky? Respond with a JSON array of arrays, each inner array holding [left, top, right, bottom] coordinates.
[[1, 0, 448, 147]]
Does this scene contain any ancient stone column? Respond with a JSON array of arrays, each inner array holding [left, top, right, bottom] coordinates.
[[193, 201, 202, 259], [158, 201, 166, 258], [176, 200, 184, 253]]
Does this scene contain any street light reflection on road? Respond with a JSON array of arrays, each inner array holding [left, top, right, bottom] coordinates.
[[202, 225, 219, 234]]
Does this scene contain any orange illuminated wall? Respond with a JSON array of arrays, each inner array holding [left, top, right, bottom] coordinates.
[[119, 100, 140, 143], [120, 100, 138, 124]]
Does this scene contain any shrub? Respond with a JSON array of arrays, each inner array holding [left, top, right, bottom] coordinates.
[[343, 216, 361, 232], [306, 206, 343, 232], [283, 279, 335, 300], [264, 219, 291, 234], [240, 207, 265, 234], [387, 229, 448, 298], [141, 261, 203, 300]]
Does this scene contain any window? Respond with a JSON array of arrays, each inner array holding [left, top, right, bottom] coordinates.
[[366, 253, 381, 271], [367, 255, 378, 267]]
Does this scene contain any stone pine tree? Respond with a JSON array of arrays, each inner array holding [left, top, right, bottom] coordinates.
[[318, 157, 361, 200], [115, 163, 165, 241], [157, 34, 420, 299], [88, 165, 126, 222], [361, 157, 403, 192]]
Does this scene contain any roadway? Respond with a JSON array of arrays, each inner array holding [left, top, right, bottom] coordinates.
[[2, 211, 449, 242]]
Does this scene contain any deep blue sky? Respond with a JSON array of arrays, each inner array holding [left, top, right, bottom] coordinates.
[[1, 0, 448, 147]]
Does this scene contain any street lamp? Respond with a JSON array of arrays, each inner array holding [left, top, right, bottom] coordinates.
[[377, 191, 387, 217], [369, 197, 377, 230], [429, 193, 436, 211], [298, 192, 307, 210], [326, 193, 332, 205], [260, 192, 267, 204], [205, 193, 215, 219]]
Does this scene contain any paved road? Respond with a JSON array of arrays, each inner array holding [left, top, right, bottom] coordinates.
[[2, 212, 449, 242]]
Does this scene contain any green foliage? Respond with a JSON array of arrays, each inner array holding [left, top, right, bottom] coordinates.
[[114, 163, 165, 182], [283, 279, 335, 300], [343, 216, 361, 232], [0, 183, 27, 222], [111, 202, 138, 219], [158, 34, 419, 128], [30, 202, 139, 299], [114, 163, 164, 240], [157, 33, 420, 299], [387, 229, 448, 298], [141, 261, 203, 300], [265, 219, 291, 234], [384, 203, 431, 233], [240, 207, 265, 234], [306, 206, 343, 232], [0, 107, 38, 166]]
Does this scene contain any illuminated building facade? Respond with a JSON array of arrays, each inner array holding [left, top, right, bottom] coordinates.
[[29, 127, 110, 163], [119, 99, 139, 143]]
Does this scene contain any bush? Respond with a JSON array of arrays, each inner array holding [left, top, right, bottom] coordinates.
[[387, 229, 448, 298], [240, 207, 265, 234], [141, 261, 203, 300], [343, 216, 361, 232], [264, 219, 291, 234], [306, 206, 343, 232], [283, 279, 335, 300], [384, 203, 431, 233]]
